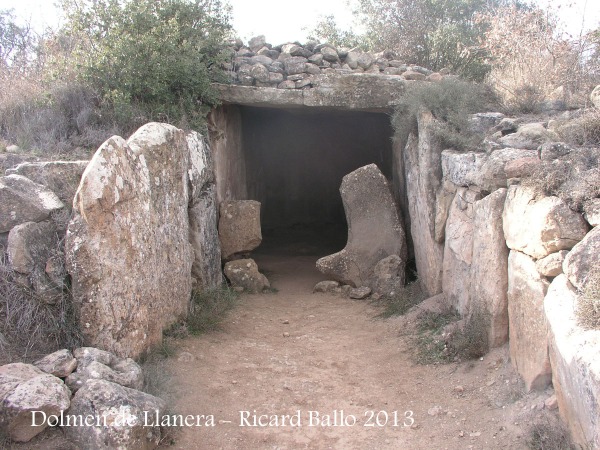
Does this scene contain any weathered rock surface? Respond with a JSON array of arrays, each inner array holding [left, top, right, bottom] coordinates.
[[441, 149, 537, 191], [469, 112, 505, 134], [0, 174, 64, 233], [7, 221, 57, 274], [507, 251, 551, 391], [503, 156, 540, 179], [224, 258, 269, 293], [349, 286, 372, 299], [536, 250, 568, 277], [372, 255, 405, 296], [471, 188, 509, 347], [544, 275, 600, 449], [498, 123, 556, 149], [0, 363, 71, 442], [503, 185, 589, 259], [187, 131, 223, 289], [66, 379, 165, 450], [434, 181, 457, 243], [404, 113, 444, 296], [65, 347, 143, 393], [563, 226, 600, 291], [316, 164, 406, 288], [313, 280, 340, 293], [583, 199, 600, 227], [33, 349, 78, 378], [442, 188, 479, 314], [66, 123, 196, 358], [218, 200, 262, 260], [6, 160, 89, 206]]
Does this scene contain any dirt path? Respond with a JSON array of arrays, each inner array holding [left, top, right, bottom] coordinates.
[[167, 253, 551, 450]]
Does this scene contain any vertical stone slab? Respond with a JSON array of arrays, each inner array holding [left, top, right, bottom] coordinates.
[[545, 275, 600, 449], [404, 111, 445, 296], [507, 250, 551, 391], [471, 188, 509, 347], [66, 123, 195, 358], [442, 187, 479, 314], [186, 131, 223, 289]]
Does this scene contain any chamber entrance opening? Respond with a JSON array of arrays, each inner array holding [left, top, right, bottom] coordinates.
[[241, 106, 394, 259]]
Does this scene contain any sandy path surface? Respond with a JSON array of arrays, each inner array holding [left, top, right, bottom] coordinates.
[[167, 252, 547, 450]]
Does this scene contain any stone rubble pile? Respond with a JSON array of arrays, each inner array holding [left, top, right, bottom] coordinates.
[[0, 348, 166, 449], [227, 35, 446, 90]]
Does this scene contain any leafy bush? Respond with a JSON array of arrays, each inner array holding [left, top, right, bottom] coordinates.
[[392, 78, 497, 151], [60, 0, 233, 131]]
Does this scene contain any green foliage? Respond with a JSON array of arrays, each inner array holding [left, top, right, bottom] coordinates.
[[392, 78, 496, 151], [354, 0, 507, 80], [0, 9, 37, 70], [307, 15, 369, 50], [59, 0, 233, 130]]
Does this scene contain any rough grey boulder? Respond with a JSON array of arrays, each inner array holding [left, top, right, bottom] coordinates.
[[7, 221, 57, 274], [583, 199, 600, 227], [0, 174, 64, 233], [349, 286, 372, 299], [33, 349, 78, 378], [218, 200, 262, 260], [313, 280, 340, 293], [6, 160, 89, 206], [64, 348, 143, 393], [65, 379, 165, 450], [563, 226, 600, 291], [498, 123, 557, 149], [503, 184, 589, 259], [224, 258, 269, 293], [316, 164, 406, 288], [372, 255, 405, 296], [0, 363, 71, 442], [66, 123, 197, 358], [535, 250, 568, 277]]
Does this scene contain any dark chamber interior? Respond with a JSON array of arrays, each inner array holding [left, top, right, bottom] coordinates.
[[241, 106, 394, 256]]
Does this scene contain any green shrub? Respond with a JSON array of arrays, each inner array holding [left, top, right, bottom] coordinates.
[[59, 0, 233, 131], [392, 78, 497, 152]]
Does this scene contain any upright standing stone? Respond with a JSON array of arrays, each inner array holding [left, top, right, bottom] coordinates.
[[66, 123, 195, 358], [470, 189, 509, 347], [316, 164, 406, 288], [507, 250, 551, 391], [404, 112, 444, 296], [218, 200, 262, 261]]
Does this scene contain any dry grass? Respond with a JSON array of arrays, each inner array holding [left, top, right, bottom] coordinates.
[[375, 279, 426, 318], [449, 304, 490, 360], [526, 411, 578, 450], [0, 242, 82, 364], [556, 108, 600, 147], [577, 267, 600, 330]]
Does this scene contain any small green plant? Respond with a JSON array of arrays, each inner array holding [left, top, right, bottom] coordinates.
[[186, 284, 239, 335], [392, 78, 497, 152], [577, 267, 600, 330], [375, 280, 426, 318]]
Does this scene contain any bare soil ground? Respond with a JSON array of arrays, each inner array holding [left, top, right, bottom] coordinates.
[[166, 251, 557, 450]]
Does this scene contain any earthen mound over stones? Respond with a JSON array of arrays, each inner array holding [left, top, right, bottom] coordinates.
[[316, 164, 407, 288]]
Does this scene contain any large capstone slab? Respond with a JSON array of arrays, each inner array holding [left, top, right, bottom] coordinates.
[[66, 123, 219, 359], [316, 164, 406, 288]]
